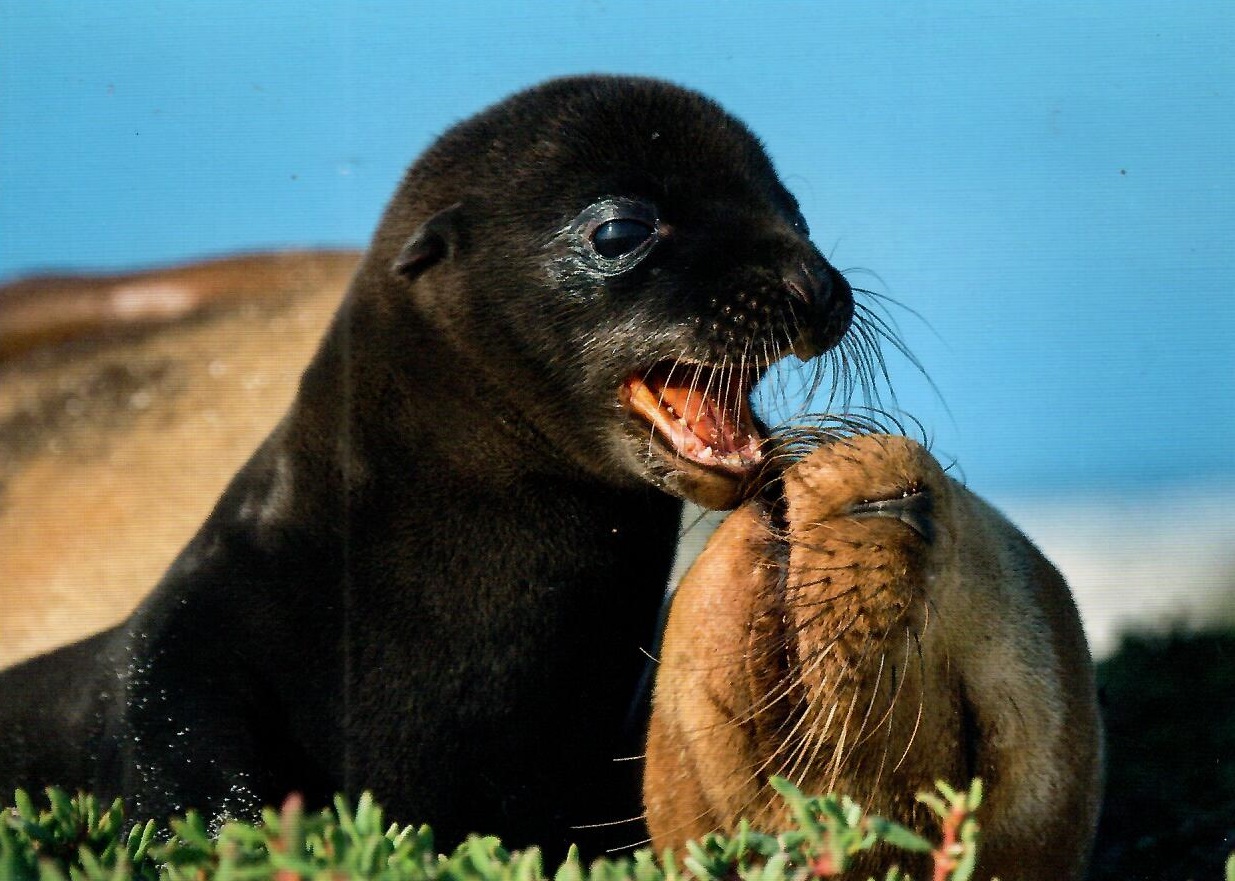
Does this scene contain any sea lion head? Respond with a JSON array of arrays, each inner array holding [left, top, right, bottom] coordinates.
[[645, 432, 1101, 879], [369, 75, 856, 509], [645, 434, 953, 838]]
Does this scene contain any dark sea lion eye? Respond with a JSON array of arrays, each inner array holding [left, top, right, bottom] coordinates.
[[563, 198, 660, 274], [592, 218, 656, 258]]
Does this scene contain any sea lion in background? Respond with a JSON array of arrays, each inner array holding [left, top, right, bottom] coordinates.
[[0, 251, 359, 667], [644, 433, 1101, 880], [0, 251, 359, 360], [0, 76, 863, 855]]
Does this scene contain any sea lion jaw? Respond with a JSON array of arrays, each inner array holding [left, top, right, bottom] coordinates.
[[600, 254, 852, 511]]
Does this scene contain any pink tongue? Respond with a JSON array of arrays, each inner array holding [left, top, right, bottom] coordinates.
[[657, 383, 746, 455]]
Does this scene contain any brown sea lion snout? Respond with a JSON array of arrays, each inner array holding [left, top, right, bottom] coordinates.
[[780, 434, 944, 521], [777, 436, 948, 638]]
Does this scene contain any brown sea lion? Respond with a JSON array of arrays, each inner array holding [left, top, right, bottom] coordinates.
[[0, 76, 865, 856], [645, 433, 1102, 880], [0, 250, 359, 360], [0, 251, 359, 668]]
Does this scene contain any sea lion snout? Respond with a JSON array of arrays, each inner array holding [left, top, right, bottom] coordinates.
[[781, 434, 944, 524], [611, 234, 857, 511], [790, 435, 938, 541], [690, 237, 853, 365]]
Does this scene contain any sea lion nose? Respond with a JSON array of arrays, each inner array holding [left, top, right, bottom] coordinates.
[[782, 262, 822, 306], [786, 260, 853, 361]]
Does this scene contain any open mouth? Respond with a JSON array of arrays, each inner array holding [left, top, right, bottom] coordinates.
[[619, 361, 763, 474]]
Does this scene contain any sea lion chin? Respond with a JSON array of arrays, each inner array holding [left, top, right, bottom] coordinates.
[[644, 434, 1102, 881]]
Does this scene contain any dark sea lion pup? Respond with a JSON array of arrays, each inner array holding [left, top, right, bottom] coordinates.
[[0, 76, 857, 855], [644, 434, 1102, 880]]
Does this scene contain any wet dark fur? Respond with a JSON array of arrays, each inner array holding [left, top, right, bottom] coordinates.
[[0, 76, 862, 855]]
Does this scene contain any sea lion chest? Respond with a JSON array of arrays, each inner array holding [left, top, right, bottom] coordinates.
[[336, 465, 682, 848]]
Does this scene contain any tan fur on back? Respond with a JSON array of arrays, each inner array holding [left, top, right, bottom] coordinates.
[[0, 251, 359, 667], [644, 434, 1102, 881]]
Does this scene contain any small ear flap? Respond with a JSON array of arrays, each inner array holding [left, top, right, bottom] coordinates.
[[392, 202, 464, 280]]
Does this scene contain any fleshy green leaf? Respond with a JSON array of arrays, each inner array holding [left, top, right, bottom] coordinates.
[[965, 778, 983, 813], [914, 792, 948, 819], [933, 781, 959, 805], [867, 818, 933, 854]]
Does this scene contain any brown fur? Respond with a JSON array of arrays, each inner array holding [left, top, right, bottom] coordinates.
[[0, 251, 359, 667], [645, 434, 1102, 880]]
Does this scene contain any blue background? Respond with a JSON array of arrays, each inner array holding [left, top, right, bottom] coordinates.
[[2, 2, 1232, 501]]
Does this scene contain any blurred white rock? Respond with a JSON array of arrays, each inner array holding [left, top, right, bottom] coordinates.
[[1005, 482, 1235, 659]]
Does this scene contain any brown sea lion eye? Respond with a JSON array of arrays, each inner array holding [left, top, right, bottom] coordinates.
[[592, 218, 655, 258]]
